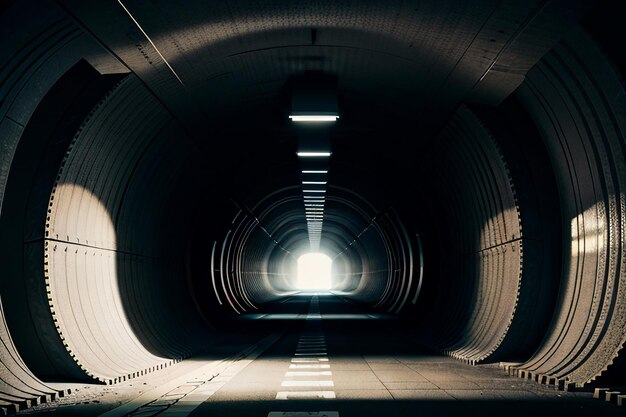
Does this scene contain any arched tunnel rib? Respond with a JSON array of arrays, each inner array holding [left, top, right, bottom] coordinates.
[[0, 1, 625, 415]]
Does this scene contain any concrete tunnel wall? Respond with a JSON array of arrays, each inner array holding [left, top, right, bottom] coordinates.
[[0, 0, 625, 414]]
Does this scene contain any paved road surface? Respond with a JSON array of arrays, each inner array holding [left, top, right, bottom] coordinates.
[[19, 294, 623, 416]]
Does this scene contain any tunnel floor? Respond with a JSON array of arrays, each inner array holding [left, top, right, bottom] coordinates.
[[19, 295, 622, 416]]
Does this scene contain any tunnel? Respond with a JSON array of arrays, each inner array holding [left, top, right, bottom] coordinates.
[[0, 0, 625, 416]]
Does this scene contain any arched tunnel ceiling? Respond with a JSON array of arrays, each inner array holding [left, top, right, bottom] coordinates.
[[61, 0, 588, 136]]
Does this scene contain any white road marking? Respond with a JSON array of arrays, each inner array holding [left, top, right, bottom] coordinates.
[[291, 358, 329, 363], [289, 364, 331, 369], [276, 391, 336, 399], [285, 371, 332, 376], [282, 381, 334, 387]]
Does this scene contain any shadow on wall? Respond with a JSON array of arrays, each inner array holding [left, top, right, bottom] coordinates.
[[44, 184, 168, 382], [512, 25, 626, 386], [0, 64, 214, 386], [417, 103, 560, 366], [36, 74, 215, 383]]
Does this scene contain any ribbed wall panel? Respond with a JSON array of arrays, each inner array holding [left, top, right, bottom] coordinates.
[[423, 105, 523, 363], [516, 26, 626, 386]]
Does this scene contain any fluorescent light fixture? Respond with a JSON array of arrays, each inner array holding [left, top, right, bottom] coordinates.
[[297, 152, 331, 157], [305, 204, 324, 207], [303, 189, 326, 193], [303, 181, 327, 185], [302, 170, 328, 174], [290, 115, 339, 122]]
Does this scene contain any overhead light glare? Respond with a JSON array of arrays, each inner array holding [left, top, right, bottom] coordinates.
[[303, 189, 326, 193], [297, 152, 331, 157], [303, 181, 327, 185], [290, 115, 339, 122], [302, 170, 328, 174]]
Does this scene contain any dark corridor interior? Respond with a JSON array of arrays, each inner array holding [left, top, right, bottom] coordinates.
[[1, 0, 626, 416]]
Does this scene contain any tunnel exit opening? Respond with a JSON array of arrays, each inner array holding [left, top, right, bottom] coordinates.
[[296, 253, 332, 291]]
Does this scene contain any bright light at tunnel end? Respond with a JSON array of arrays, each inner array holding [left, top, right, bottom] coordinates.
[[296, 252, 332, 291]]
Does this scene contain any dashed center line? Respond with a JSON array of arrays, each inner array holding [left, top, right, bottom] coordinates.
[[285, 371, 332, 377], [289, 364, 330, 369], [275, 295, 337, 406], [275, 391, 336, 400], [282, 381, 335, 387]]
